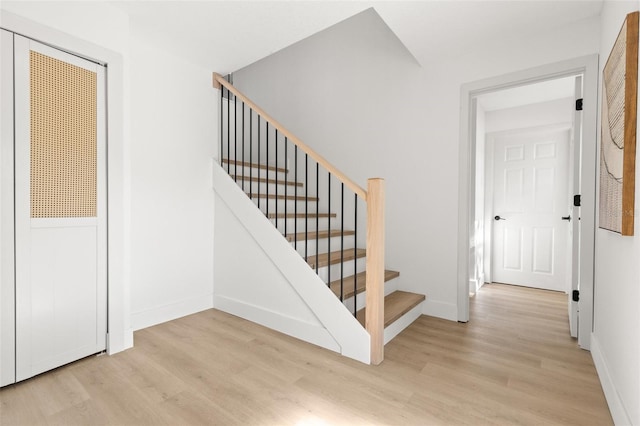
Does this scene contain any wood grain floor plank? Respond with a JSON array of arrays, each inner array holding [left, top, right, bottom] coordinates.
[[0, 283, 612, 425]]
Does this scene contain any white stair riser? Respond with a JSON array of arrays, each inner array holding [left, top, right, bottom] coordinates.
[[291, 235, 356, 258], [222, 164, 288, 180], [250, 198, 318, 214], [234, 180, 304, 196], [340, 278, 400, 312], [316, 258, 366, 283], [384, 302, 424, 345], [270, 217, 338, 232]]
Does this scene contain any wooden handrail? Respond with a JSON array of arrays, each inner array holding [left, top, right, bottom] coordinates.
[[213, 72, 367, 200]]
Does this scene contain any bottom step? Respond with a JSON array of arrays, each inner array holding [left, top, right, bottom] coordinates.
[[356, 291, 425, 328]]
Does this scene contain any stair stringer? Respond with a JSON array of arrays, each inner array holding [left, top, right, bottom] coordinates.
[[213, 162, 371, 364]]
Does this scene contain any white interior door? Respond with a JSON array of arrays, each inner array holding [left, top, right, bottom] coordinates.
[[13, 35, 107, 382], [569, 76, 583, 338], [491, 127, 571, 292]]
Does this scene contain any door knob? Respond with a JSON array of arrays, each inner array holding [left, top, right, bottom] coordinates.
[[494, 215, 506, 221], [562, 215, 571, 221]]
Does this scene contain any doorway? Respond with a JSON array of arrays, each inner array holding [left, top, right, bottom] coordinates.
[[477, 77, 576, 294], [458, 55, 598, 350]]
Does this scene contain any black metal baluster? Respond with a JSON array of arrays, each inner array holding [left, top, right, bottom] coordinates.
[[315, 163, 319, 274], [305, 153, 308, 262], [257, 116, 261, 210], [226, 87, 230, 174], [327, 173, 331, 288], [241, 102, 245, 190], [284, 137, 288, 238], [275, 129, 278, 232], [219, 83, 223, 166], [234, 91, 237, 180], [266, 123, 269, 218], [354, 194, 358, 317], [294, 146, 298, 250], [340, 183, 344, 302], [249, 109, 253, 197]]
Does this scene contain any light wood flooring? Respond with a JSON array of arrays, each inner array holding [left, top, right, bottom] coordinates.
[[0, 283, 612, 425]]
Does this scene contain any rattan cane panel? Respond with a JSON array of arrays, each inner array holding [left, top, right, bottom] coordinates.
[[30, 51, 97, 218]]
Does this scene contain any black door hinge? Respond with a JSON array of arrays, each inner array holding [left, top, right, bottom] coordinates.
[[574, 194, 581, 207], [575, 98, 583, 111], [572, 290, 580, 302]]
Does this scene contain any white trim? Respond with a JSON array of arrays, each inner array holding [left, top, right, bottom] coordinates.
[[569, 75, 583, 339], [13, 34, 31, 380], [96, 62, 108, 354], [486, 122, 573, 139], [131, 293, 214, 332], [29, 40, 95, 71], [30, 218, 98, 228], [458, 55, 598, 351], [384, 302, 423, 344], [422, 299, 458, 322], [0, 29, 16, 387], [0, 11, 131, 355], [214, 294, 341, 352], [590, 334, 631, 425]]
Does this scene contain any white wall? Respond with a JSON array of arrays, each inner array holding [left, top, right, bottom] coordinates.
[[0, 2, 129, 53], [214, 193, 333, 344], [232, 8, 600, 321], [485, 97, 574, 134], [0, 3, 218, 340], [592, 2, 640, 425], [128, 27, 216, 330]]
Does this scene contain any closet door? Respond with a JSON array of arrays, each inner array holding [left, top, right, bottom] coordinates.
[[14, 35, 107, 381], [0, 29, 16, 388]]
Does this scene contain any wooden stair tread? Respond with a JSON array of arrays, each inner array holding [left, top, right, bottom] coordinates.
[[231, 175, 302, 187], [222, 158, 287, 173], [356, 291, 425, 328], [285, 229, 354, 242], [307, 248, 366, 269], [268, 212, 336, 219], [330, 270, 399, 299], [249, 193, 318, 202]]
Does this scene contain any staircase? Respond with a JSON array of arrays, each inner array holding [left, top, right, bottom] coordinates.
[[213, 73, 425, 364]]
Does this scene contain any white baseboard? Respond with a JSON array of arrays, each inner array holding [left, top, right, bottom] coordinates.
[[214, 294, 340, 352], [422, 299, 458, 321], [124, 329, 134, 350], [591, 333, 632, 425], [384, 301, 423, 344], [131, 293, 214, 331]]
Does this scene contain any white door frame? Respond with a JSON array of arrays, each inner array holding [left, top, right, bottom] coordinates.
[[0, 11, 132, 367], [457, 55, 598, 350], [0, 28, 16, 386]]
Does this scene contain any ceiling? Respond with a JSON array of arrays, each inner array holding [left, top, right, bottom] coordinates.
[[110, 0, 604, 74]]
